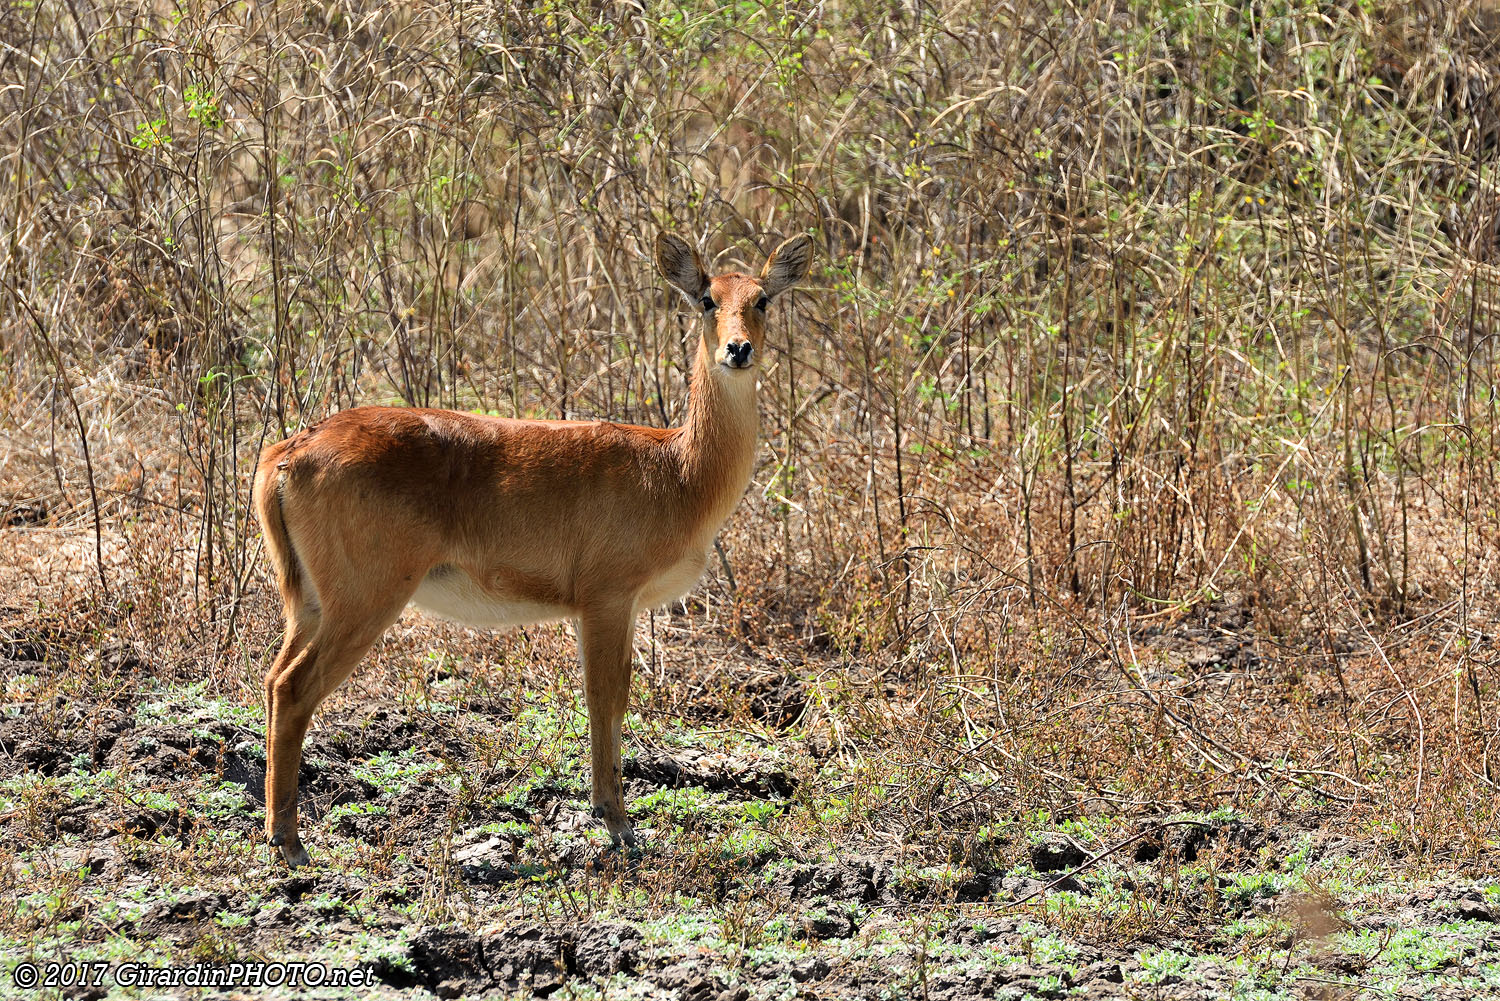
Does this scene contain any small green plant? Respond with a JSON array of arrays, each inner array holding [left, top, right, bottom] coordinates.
[[1224, 872, 1286, 907], [1135, 947, 1196, 984], [183, 84, 224, 129], [353, 750, 443, 796], [130, 118, 172, 149]]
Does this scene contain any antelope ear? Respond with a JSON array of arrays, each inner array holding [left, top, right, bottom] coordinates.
[[655, 234, 708, 303], [761, 234, 814, 299]]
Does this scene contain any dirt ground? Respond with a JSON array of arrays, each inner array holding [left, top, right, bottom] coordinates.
[[3, 611, 1497, 1001]]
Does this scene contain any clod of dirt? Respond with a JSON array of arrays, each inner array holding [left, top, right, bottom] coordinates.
[[104, 723, 259, 788], [775, 858, 885, 903], [1454, 890, 1496, 922], [480, 925, 573, 994], [13, 739, 69, 775], [0, 627, 59, 663], [1077, 960, 1125, 983], [1, 705, 129, 777], [1133, 817, 1272, 863], [117, 807, 190, 840], [58, 985, 105, 1001], [378, 921, 645, 996], [653, 962, 725, 1000], [275, 876, 317, 903], [922, 969, 1011, 1001], [744, 673, 808, 729], [399, 928, 492, 997], [798, 910, 857, 939], [137, 893, 228, 937], [625, 747, 797, 799], [789, 957, 831, 983], [572, 921, 642, 976], [955, 873, 993, 901], [452, 834, 514, 865], [1029, 833, 1087, 871]]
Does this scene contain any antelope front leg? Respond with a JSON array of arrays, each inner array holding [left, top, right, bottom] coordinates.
[[578, 606, 637, 846]]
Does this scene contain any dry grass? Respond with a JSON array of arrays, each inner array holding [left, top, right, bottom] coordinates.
[[4, 0, 1500, 961]]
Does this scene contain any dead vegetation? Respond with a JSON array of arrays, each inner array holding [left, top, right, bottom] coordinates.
[[3, 0, 1500, 995]]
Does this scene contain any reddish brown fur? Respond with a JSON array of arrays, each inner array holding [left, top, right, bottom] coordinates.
[[251, 233, 813, 866]]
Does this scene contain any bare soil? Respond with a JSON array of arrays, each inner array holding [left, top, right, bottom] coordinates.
[[3, 621, 1496, 1001]]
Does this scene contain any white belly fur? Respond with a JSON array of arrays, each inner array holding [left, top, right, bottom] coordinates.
[[638, 550, 709, 610], [410, 550, 709, 627], [410, 567, 570, 628]]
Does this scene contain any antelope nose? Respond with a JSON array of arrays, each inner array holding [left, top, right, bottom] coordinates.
[[726, 341, 753, 367]]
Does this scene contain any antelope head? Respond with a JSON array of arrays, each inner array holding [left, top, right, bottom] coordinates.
[[655, 233, 815, 376]]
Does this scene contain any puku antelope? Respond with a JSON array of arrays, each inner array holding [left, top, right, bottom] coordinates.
[[252, 232, 813, 867]]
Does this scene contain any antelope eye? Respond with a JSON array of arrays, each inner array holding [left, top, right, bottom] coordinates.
[[700, 295, 716, 312], [755, 296, 769, 311]]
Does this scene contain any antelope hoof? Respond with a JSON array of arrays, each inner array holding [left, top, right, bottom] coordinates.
[[269, 832, 311, 868], [592, 805, 636, 848], [279, 841, 311, 868]]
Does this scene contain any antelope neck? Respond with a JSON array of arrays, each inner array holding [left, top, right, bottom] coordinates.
[[672, 339, 759, 525]]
